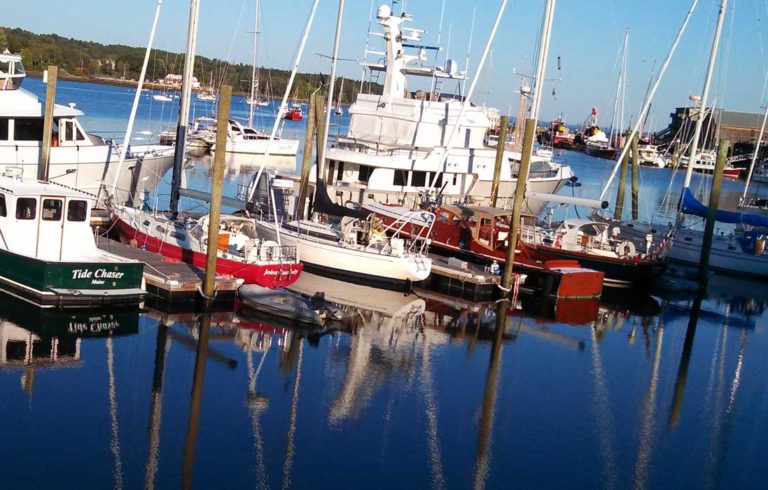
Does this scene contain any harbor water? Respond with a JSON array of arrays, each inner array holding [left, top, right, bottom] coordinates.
[[1, 78, 767, 488]]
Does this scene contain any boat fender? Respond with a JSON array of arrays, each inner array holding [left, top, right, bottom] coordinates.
[[616, 240, 636, 258], [555, 234, 562, 248], [259, 240, 281, 262]]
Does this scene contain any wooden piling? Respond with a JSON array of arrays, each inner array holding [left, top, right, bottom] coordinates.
[[296, 92, 317, 220], [631, 133, 640, 220], [614, 144, 629, 220], [40, 66, 57, 182], [489, 115, 509, 208], [313, 95, 327, 183], [202, 85, 232, 302], [698, 139, 729, 285]]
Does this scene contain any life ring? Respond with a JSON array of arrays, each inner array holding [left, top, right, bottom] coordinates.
[[615, 240, 636, 258]]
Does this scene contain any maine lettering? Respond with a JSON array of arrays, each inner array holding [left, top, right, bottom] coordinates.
[[71, 269, 125, 280]]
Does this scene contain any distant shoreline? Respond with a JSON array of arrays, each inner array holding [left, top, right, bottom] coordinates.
[[26, 70, 309, 102]]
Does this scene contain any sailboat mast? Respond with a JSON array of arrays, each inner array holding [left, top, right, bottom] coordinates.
[[741, 96, 768, 202], [598, 0, 700, 201], [249, 0, 261, 128], [683, 0, 728, 189], [610, 30, 628, 149], [317, 0, 346, 179], [170, 0, 201, 217]]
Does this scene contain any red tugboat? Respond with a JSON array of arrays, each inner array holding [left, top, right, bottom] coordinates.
[[547, 117, 577, 149], [364, 203, 604, 299], [284, 104, 304, 121]]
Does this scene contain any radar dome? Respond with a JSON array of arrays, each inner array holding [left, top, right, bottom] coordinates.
[[377, 4, 391, 20]]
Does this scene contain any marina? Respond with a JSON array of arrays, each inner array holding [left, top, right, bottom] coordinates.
[[2, 0, 768, 487]]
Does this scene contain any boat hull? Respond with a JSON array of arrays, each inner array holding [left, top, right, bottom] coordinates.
[[256, 221, 431, 290], [113, 217, 303, 289], [668, 228, 768, 279], [0, 247, 145, 307]]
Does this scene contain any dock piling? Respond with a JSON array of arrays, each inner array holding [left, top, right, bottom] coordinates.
[[314, 95, 327, 183], [40, 65, 57, 182], [614, 142, 629, 220], [296, 92, 318, 220], [631, 133, 640, 220], [698, 138, 729, 285], [489, 115, 509, 207], [202, 85, 232, 304]]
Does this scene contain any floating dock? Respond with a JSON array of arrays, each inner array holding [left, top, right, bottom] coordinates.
[[96, 238, 239, 311], [423, 254, 503, 301]]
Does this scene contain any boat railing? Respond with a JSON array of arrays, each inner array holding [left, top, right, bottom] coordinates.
[[380, 209, 435, 256], [330, 135, 425, 158]]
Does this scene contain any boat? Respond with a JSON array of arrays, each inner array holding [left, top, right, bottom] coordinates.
[[636, 144, 667, 168], [238, 284, 322, 327], [111, 206, 303, 288], [545, 117, 577, 149], [679, 148, 741, 177], [519, 217, 670, 287], [305, 5, 573, 214], [750, 158, 768, 184], [585, 138, 618, 160], [365, 202, 605, 298], [334, 77, 345, 116], [254, 179, 433, 290], [0, 51, 175, 206], [153, 93, 174, 102], [0, 174, 145, 306], [196, 91, 216, 102], [209, 119, 300, 156], [284, 104, 304, 121]]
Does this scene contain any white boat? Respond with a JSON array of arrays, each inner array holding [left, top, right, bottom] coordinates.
[[254, 181, 433, 289], [196, 91, 216, 102], [238, 284, 322, 327], [210, 119, 300, 156], [153, 93, 174, 102], [0, 51, 175, 206], [0, 173, 145, 306], [309, 5, 573, 214], [637, 144, 667, 168]]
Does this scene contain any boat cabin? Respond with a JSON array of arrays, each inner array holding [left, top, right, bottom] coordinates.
[[432, 204, 513, 253], [0, 50, 26, 91], [0, 176, 96, 261]]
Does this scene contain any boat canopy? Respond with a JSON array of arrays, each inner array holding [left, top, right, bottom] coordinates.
[[680, 187, 768, 228]]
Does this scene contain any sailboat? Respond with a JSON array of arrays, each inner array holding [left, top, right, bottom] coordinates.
[[214, 0, 300, 156], [334, 77, 344, 116], [110, 0, 304, 289]]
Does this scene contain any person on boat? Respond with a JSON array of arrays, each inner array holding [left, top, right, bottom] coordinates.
[[459, 218, 472, 250]]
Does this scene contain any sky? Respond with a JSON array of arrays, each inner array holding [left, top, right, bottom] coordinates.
[[3, 0, 768, 130]]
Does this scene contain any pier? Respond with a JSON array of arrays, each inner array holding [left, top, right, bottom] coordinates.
[[96, 238, 238, 311]]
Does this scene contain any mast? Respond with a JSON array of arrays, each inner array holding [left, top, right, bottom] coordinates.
[[248, 0, 261, 128], [598, 0, 700, 201], [741, 96, 768, 203], [317, 0, 346, 180], [682, 0, 728, 189], [110, 0, 163, 203], [609, 30, 628, 149], [169, 0, 201, 218]]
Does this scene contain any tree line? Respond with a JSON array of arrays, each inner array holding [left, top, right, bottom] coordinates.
[[0, 27, 379, 101]]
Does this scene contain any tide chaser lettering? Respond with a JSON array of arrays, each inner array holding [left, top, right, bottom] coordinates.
[[71, 269, 125, 281]]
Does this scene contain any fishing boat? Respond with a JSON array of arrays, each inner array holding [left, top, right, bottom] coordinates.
[[545, 117, 577, 149], [307, 5, 573, 214], [111, 206, 303, 288], [0, 51, 175, 205], [365, 202, 604, 298], [0, 174, 145, 306]]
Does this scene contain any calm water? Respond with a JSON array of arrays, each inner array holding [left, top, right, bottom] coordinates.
[[3, 78, 767, 488]]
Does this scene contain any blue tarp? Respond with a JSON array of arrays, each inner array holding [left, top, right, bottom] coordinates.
[[680, 188, 768, 227]]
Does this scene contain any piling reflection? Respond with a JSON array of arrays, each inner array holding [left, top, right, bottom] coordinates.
[[182, 313, 212, 489]]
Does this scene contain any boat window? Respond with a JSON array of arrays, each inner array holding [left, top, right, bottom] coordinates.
[[42, 199, 63, 221], [336, 161, 344, 182], [411, 171, 427, 187], [15, 198, 36, 220], [13, 118, 44, 141], [432, 172, 443, 188], [394, 170, 407, 186], [358, 165, 372, 184], [67, 200, 88, 222], [76, 127, 85, 141], [0, 119, 8, 140], [0, 194, 5, 216], [64, 120, 74, 141]]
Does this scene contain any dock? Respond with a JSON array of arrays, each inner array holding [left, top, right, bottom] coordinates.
[[423, 254, 505, 301], [97, 238, 239, 311]]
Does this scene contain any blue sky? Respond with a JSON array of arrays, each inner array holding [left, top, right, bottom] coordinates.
[[4, 0, 767, 130]]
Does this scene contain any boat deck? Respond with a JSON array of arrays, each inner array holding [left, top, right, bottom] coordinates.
[[423, 254, 506, 301], [96, 238, 239, 311]]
